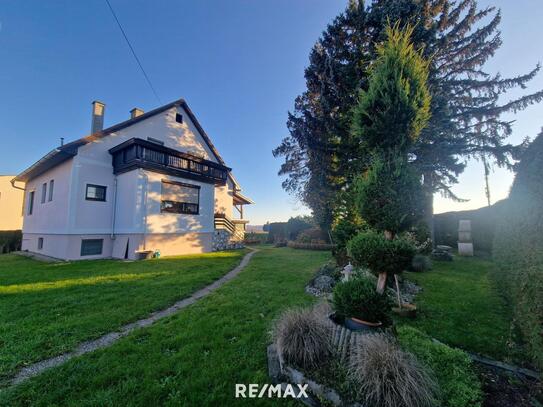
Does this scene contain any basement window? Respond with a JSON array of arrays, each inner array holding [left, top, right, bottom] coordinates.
[[38, 237, 43, 250], [85, 184, 107, 201], [80, 239, 103, 256], [160, 180, 199, 215]]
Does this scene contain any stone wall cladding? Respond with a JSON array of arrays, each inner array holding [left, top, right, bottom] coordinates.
[[212, 229, 244, 251]]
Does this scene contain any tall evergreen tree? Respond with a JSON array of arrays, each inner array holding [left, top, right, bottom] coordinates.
[[351, 23, 430, 292], [273, 0, 543, 234]]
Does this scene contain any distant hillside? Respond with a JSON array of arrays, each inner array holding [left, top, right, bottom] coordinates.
[[246, 224, 265, 233]]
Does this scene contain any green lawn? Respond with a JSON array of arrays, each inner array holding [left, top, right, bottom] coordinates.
[[0, 250, 247, 385], [401, 255, 513, 362], [0, 247, 330, 405]]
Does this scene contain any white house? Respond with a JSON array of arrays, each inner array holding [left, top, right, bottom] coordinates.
[[12, 99, 253, 260]]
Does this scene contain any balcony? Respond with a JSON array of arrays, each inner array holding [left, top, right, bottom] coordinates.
[[109, 138, 230, 185]]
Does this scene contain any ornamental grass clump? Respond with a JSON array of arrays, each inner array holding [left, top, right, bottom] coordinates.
[[273, 307, 332, 369], [348, 333, 439, 407]]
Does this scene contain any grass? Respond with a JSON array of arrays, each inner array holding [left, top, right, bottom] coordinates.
[[400, 255, 513, 362], [0, 247, 330, 405], [0, 250, 247, 384]]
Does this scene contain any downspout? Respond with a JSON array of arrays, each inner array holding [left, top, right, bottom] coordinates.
[[10, 179, 25, 191], [11, 179, 26, 217], [142, 171, 149, 250], [111, 176, 118, 240]]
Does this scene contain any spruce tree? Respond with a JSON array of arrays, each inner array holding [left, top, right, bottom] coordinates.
[[273, 0, 543, 235]]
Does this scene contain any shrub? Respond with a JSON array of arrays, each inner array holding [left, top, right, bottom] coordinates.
[[353, 157, 425, 235], [243, 232, 268, 245], [411, 254, 432, 272], [273, 307, 332, 369], [398, 326, 482, 407], [348, 333, 438, 407], [332, 276, 392, 325], [287, 241, 335, 251], [493, 130, 543, 369], [331, 217, 365, 265], [0, 230, 22, 253], [296, 227, 328, 244], [348, 230, 415, 276]]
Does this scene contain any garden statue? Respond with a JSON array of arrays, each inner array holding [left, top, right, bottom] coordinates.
[[341, 263, 354, 282]]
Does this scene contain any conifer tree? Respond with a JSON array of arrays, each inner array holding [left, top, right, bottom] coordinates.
[[273, 0, 543, 235], [350, 23, 430, 292]]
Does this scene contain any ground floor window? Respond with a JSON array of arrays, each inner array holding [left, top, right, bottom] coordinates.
[[160, 180, 200, 215], [80, 239, 103, 256], [85, 184, 107, 201]]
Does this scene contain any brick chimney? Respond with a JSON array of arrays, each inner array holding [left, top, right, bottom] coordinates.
[[91, 101, 105, 134], [130, 108, 144, 119]]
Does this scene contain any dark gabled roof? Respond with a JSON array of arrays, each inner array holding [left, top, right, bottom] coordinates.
[[13, 98, 226, 183]]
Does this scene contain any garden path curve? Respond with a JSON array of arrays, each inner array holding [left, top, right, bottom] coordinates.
[[9, 248, 259, 386]]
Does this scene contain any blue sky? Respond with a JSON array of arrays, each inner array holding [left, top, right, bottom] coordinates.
[[0, 1, 541, 225]]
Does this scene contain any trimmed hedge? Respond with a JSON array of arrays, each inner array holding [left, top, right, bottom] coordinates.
[[348, 231, 415, 275], [398, 326, 482, 407], [0, 230, 22, 253], [493, 131, 543, 370], [287, 241, 335, 251]]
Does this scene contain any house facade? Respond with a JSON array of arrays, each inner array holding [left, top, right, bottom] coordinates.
[[13, 99, 252, 260], [0, 175, 24, 231]]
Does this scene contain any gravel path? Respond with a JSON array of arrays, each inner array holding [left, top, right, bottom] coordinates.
[[9, 248, 259, 386]]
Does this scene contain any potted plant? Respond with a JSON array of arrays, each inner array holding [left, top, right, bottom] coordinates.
[[332, 276, 392, 332]]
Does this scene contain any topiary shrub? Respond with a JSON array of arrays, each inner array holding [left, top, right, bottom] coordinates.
[[348, 230, 415, 276], [411, 254, 432, 272], [348, 333, 438, 407], [331, 217, 365, 265], [273, 307, 332, 369], [353, 157, 425, 234], [332, 276, 392, 325], [398, 326, 482, 407]]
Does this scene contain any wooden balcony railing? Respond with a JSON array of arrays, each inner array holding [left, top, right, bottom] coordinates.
[[109, 138, 230, 185]]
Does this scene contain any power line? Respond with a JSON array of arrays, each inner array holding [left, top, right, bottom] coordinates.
[[104, 0, 162, 104]]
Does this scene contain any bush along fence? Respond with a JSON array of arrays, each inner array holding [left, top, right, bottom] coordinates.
[[287, 241, 336, 251], [0, 230, 22, 254], [493, 130, 543, 371]]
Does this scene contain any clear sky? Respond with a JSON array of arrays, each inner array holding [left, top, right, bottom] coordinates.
[[0, 1, 541, 225]]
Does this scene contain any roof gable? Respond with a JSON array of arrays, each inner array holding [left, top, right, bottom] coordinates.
[[14, 99, 226, 182]]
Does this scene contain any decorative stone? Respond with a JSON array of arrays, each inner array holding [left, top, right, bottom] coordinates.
[[431, 249, 453, 261], [313, 275, 334, 292], [436, 245, 453, 252]]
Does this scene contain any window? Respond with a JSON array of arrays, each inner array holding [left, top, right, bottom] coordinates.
[[85, 184, 107, 201], [48, 180, 54, 201], [41, 183, 47, 203], [28, 191, 35, 215], [80, 239, 103, 256], [160, 180, 199, 215], [175, 113, 183, 123], [38, 237, 43, 250]]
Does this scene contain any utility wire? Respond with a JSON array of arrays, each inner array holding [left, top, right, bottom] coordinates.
[[105, 0, 162, 104]]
